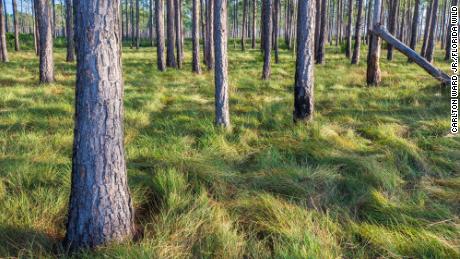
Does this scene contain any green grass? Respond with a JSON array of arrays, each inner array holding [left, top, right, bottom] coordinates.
[[0, 37, 459, 258]]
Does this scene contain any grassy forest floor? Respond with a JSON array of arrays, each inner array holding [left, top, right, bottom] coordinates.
[[0, 39, 459, 258]]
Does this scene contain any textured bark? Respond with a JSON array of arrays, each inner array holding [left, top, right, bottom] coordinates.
[[446, 0, 458, 60], [316, 0, 327, 63], [166, 0, 176, 67], [65, 0, 74, 62], [252, 0, 256, 48], [352, 0, 364, 64], [421, 1, 433, 57], [387, 0, 399, 60], [273, 0, 279, 63], [66, 0, 134, 251], [0, 0, 8, 62], [409, 0, 420, 50], [261, 0, 272, 79], [372, 25, 450, 84], [214, 0, 230, 128], [36, 0, 54, 83], [156, 0, 166, 71], [366, 0, 382, 86], [345, 0, 353, 58], [293, 0, 315, 122], [13, 0, 20, 51], [425, 0, 439, 62], [192, 0, 201, 73], [241, 0, 247, 50], [206, 0, 214, 69], [175, 0, 183, 68], [366, 0, 372, 44]]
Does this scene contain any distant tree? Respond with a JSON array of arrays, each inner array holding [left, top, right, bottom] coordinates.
[[166, 0, 177, 67], [175, 0, 183, 68], [65, 0, 74, 62], [425, 0, 439, 62], [366, 0, 382, 85], [293, 0, 315, 122], [346, 0, 353, 58], [156, 0, 166, 71], [316, 0, 327, 63], [13, 0, 20, 51], [0, 0, 8, 62], [387, 0, 399, 60], [420, 1, 433, 57], [192, 0, 201, 73], [409, 0, 420, 50], [36, 0, 54, 83], [351, 0, 364, 64], [261, 0, 272, 79], [135, 0, 140, 49], [252, 0, 256, 48], [273, 0, 279, 63], [205, 0, 214, 69], [241, 0, 247, 50], [214, 0, 230, 128], [65, 0, 134, 250]]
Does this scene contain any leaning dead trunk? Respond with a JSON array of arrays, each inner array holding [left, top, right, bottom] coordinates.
[[65, 0, 134, 250], [36, 0, 54, 83], [293, 0, 315, 122], [156, 0, 166, 71], [214, 0, 230, 128]]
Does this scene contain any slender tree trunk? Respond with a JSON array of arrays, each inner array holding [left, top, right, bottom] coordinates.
[[409, 0, 420, 50], [206, 0, 214, 69], [316, 0, 327, 63], [425, 0, 439, 62], [352, 0, 364, 63], [387, 0, 399, 60], [315, 0, 322, 57], [166, 0, 176, 67], [366, 0, 382, 85], [130, 0, 134, 47], [175, 0, 183, 67], [135, 0, 140, 49], [12, 0, 20, 51], [66, 0, 134, 251], [252, 0, 256, 48], [273, 0, 279, 63], [261, 0, 272, 79], [51, 0, 55, 37], [293, 0, 315, 122], [156, 0, 166, 71], [192, 0, 201, 73], [65, 0, 74, 62], [2, 0, 7, 33], [214, 0, 230, 128], [346, 0, 353, 58], [241, 0, 247, 50], [149, 0, 154, 46], [421, 1, 433, 57], [125, 0, 129, 40], [201, 0, 207, 64], [446, 0, 457, 60], [440, 0, 448, 49], [36, 0, 54, 83], [0, 0, 8, 62], [33, 0, 39, 55]]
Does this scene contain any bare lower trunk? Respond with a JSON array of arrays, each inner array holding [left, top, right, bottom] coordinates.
[[214, 0, 230, 128], [273, 0, 279, 63], [345, 0, 353, 58], [206, 0, 214, 69], [366, 0, 382, 86], [135, 0, 140, 49], [65, 0, 74, 62], [192, 0, 201, 73], [293, 0, 315, 122], [36, 0, 54, 83], [156, 0, 166, 71], [175, 0, 183, 68], [66, 0, 134, 250], [351, 0, 363, 64], [242, 0, 247, 50], [261, 0, 272, 79], [409, 0, 420, 50], [316, 0, 327, 63], [425, 0, 439, 63], [387, 0, 399, 60], [420, 1, 433, 57], [252, 0, 257, 48], [0, 0, 8, 62], [13, 0, 20, 51], [166, 0, 177, 67]]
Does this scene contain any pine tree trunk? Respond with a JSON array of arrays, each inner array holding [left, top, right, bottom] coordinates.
[[316, 0, 327, 63], [409, 0, 420, 50], [166, 0, 177, 67], [192, 0, 201, 73], [366, 0, 373, 44], [205, 0, 214, 69], [425, 0, 438, 62], [66, 0, 134, 250], [135, 0, 140, 49], [0, 0, 8, 62], [175, 0, 183, 68], [149, 0, 154, 46], [421, 1, 433, 57], [156, 0, 166, 71], [65, 0, 74, 62], [201, 0, 207, 64], [345, 0, 353, 58], [261, 0, 272, 79], [315, 0, 322, 56], [273, 0, 279, 63], [33, 0, 39, 55], [387, 0, 399, 60], [252, 0, 257, 48], [214, 0, 230, 128], [293, 0, 315, 122], [242, 0, 247, 50], [36, 0, 54, 83], [51, 0, 55, 37], [352, 0, 364, 64], [366, 0, 382, 85], [130, 0, 135, 47], [12, 0, 20, 51]]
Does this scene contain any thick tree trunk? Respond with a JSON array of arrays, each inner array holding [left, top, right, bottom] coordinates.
[[261, 0, 272, 79], [252, 0, 257, 48], [345, 0, 353, 58], [242, 0, 247, 50], [316, 0, 327, 63], [409, 0, 420, 50], [156, 0, 166, 71], [65, 0, 74, 62], [387, 0, 399, 60], [192, 0, 201, 73], [0, 0, 8, 62], [166, 0, 176, 67], [293, 0, 315, 122], [66, 0, 134, 250], [175, 0, 183, 68], [425, 0, 439, 62], [214, 0, 230, 128], [13, 0, 20, 51], [366, 0, 382, 85], [421, 1, 433, 57], [372, 25, 450, 84], [36, 0, 54, 83], [446, 0, 458, 60], [352, 0, 364, 64], [206, 0, 214, 69], [273, 0, 279, 63]]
